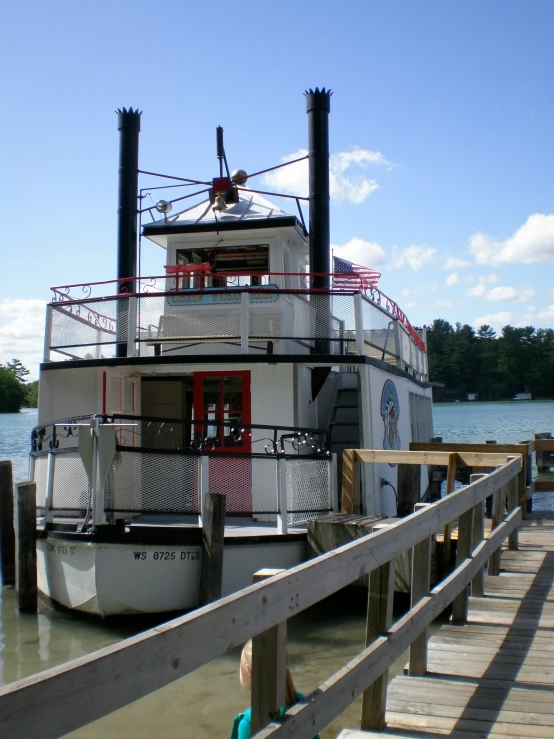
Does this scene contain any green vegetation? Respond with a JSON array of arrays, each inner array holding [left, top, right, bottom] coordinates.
[[426, 320, 554, 401], [0, 360, 38, 412]]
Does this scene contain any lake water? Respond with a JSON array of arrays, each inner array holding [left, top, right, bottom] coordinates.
[[0, 402, 553, 737]]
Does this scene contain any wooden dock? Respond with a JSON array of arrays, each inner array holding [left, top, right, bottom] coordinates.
[[339, 510, 554, 739]]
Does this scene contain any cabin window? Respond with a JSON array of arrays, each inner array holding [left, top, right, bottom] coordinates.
[[175, 245, 269, 288]]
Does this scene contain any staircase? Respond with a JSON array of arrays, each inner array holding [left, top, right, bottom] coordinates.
[[328, 371, 361, 502]]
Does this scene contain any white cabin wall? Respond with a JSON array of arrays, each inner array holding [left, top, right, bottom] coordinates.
[[367, 366, 432, 517], [38, 367, 101, 424]]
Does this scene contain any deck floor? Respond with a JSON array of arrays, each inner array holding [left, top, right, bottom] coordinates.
[[339, 510, 554, 739]]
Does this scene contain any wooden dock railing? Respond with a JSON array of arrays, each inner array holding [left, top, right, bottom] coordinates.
[[0, 453, 522, 739]]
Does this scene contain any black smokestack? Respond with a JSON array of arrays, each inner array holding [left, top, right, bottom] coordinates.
[[305, 88, 332, 290], [116, 107, 141, 358]]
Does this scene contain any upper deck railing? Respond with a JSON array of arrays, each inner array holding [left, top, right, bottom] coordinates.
[[43, 271, 428, 379]]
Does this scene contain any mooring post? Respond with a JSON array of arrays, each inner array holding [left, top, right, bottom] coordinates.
[[409, 503, 431, 676], [15, 481, 37, 612], [470, 474, 486, 597], [199, 493, 226, 605], [360, 523, 395, 731], [451, 503, 474, 624], [0, 461, 16, 586], [250, 568, 287, 735]]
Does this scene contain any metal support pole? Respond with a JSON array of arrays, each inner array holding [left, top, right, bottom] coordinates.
[[43, 304, 53, 362], [240, 290, 250, 354], [199, 455, 210, 528], [45, 452, 55, 526], [277, 458, 288, 534], [354, 293, 365, 356], [126, 295, 137, 358]]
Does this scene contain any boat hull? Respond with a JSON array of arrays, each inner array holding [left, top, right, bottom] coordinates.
[[37, 533, 307, 617]]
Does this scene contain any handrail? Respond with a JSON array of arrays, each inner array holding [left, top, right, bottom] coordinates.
[[0, 452, 521, 738]]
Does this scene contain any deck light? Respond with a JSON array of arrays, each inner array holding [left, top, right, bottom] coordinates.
[[155, 200, 172, 214]]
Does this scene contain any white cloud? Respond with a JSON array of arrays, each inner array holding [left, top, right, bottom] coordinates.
[[428, 283, 439, 293], [446, 272, 459, 286], [518, 305, 554, 327], [262, 147, 391, 205], [390, 245, 437, 271], [0, 299, 47, 380], [467, 277, 534, 303], [401, 288, 411, 297], [331, 237, 386, 268], [436, 300, 454, 307], [444, 257, 470, 270], [469, 213, 554, 266], [466, 274, 500, 298], [473, 311, 513, 331]]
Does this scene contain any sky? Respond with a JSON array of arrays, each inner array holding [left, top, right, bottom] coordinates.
[[0, 0, 552, 379]]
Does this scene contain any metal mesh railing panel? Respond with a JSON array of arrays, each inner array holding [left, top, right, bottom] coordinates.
[[33, 455, 49, 508], [105, 451, 200, 513], [361, 297, 398, 362], [50, 300, 125, 350], [208, 455, 279, 513], [142, 294, 242, 342], [51, 452, 89, 510], [286, 457, 331, 514], [401, 328, 411, 366]]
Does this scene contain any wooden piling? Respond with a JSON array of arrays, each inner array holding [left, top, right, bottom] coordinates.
[[0, 461, 15, 586], [199, 492, 226, 606], [15, 481, 37, 612], [250, 569, 287, 735], [535, 432, 552, 472], [441, 453, 458, 567], [488, 483, 508, 576]]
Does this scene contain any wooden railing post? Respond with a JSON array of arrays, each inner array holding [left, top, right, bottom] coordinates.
[[488, 481, 508, 576], [250, 569, 287, 735], [360, 523, 395, 731], [409, 503, 431, 676], [506, 474, 519, 551], [199, 493, 226, 605], [441, 452, 458, 568], [470, 474, 486, 597], [0, 461, 15, 586], [451, 503, 474, 624], [15, 482, 37, 612]]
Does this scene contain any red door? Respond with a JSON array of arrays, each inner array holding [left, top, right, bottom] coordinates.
[[193, 371, 252, 513]]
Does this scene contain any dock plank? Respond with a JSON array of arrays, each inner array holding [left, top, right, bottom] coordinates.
[[337, 512, 554, 738]]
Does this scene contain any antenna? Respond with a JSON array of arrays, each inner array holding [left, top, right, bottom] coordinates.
[[215, 126, 231, 179]]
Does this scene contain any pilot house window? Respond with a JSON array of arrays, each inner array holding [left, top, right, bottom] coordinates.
[[175, 244, 269, 288]]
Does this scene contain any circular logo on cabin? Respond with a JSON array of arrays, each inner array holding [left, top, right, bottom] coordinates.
[[381, 379, 401, 454]]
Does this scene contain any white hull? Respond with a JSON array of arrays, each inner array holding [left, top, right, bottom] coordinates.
[[37, 536, 307, 617]]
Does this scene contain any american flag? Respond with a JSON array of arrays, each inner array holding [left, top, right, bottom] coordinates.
[[332, 256, 381, 289]]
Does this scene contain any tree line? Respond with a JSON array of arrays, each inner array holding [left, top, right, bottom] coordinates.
[[426, 320, 554, 401], [0, 360, 38, 412]]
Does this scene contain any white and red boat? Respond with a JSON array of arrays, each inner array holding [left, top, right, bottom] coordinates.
[[31, 90, 433, 616]]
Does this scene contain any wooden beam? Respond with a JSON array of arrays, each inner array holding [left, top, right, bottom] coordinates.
[[199, 493, 226, 605], [341, 449, 356, 514], [0, 461, 15, 586], [357, 449, 517, 468], [410, 441, 533, 455], [15, 482, 37, 612]]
